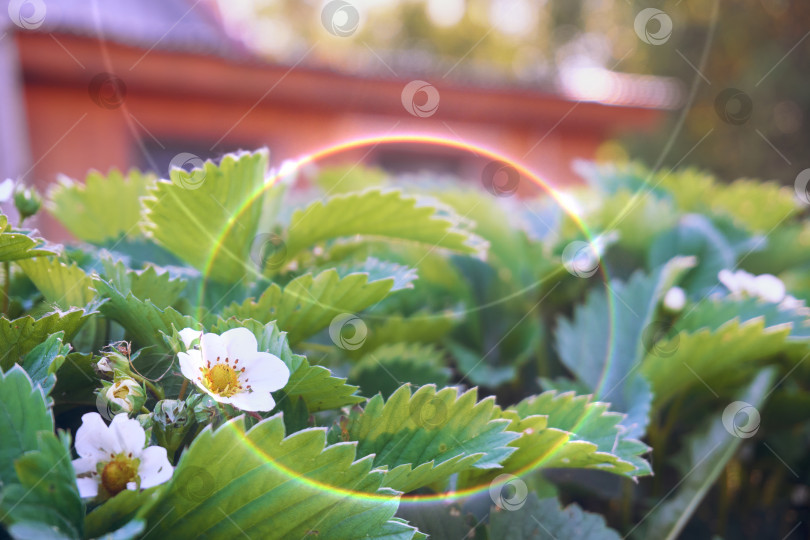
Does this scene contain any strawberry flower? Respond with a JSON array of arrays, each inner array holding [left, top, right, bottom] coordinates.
[[73, 412, 173, 498], [177, 327, 290, 412]]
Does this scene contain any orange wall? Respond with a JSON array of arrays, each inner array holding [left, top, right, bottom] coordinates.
[[15, 33, 661, 237]]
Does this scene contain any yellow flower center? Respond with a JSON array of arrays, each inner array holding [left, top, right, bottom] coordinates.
[[112, 384, 130, 400], [100, 453, 139, 495], [205, 362, 241, 397]]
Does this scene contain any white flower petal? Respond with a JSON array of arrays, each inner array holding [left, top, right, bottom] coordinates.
[[738, 271, 757, 295], [75, 412, 118, 458], [718, 269, 739, 294], [241, 352, 290, 391], [138, 445, 174, 489], [754, 274, 786, 303], [178, 350, 204, 382], [76, 477, 99, 498], [200, 333, 228, 363], [72, 457, 97, 475], [178, 327, 202, 349], [220, 327, 259, 362], [781, 295, 804, 311], [0, 179, 13, 202], [229, 390, 276, 412], [197, 383, 226, 403], [109, 414, 146, 456]]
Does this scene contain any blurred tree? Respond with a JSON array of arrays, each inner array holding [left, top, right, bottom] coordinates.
[[223, 0, 809, 183]]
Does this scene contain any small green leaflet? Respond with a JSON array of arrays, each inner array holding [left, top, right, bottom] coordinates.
[[555, 257, 695, 438], [47, 168, 155, 243], [1, 431, 85, 539], [92, 276, 195, 350], [0, 214, 55, 262], [142, 150, 268, 284], [0, 309, 91, 370], [459, 391, 651, 491], [349, 343, 452, 399], [489, 493, 621, 540], [136, 415, 418, 539], [99, 257, 189, 310], [283, 189, 486, 263], [343, 384, 518, 493], [641, 319, 789, 408], [223, 269, 398, 345], [21, 331, 71, 395], [84, 489, 160, 539], [17, 257, 95, 310], [0, 366, 54, 486]]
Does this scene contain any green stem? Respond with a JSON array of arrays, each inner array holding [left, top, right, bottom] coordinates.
[[178, 378, 189, 401], [2, 261, 9, 316], [130, 372, 164, 401]]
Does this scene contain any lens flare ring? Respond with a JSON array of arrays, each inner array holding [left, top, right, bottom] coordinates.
[[184, 133, 625, 504]]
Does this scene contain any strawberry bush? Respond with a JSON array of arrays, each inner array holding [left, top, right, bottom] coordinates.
[[0, 149, 807, 539]]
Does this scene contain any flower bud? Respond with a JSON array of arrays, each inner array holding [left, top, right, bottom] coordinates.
[[188, 393, 218, 424], [94, 357, 113, 377], [152, 399, 198, 458], [100, 347, 132, 376], [104, 378, 146, 414], [663, 286, 687, 312], [13, 185, 42, 221]]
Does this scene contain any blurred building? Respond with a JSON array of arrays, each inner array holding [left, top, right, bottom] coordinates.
[[0, 0, 679, 216]]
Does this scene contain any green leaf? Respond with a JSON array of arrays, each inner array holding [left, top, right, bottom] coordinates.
[[0, 215, 55, 262], [709, 179, 797, 233], [212, 318, 363, 413], [6, 521, 74, 540], [489, 493, 620, 540], [447, 340, 521, 389], [741, 222, 810, 275], [395, 502, 479, 540], [85, 489, 159, 539], [335, 257, 418, 292], [284, 189, 485, 263], [345, 311, 458, 358], [92, 276, 195, 350], [51, 353, 99, 409], [224, 269, 396, 345], [0, 309, 91, 371], [676, 296, 810, 341], [314, 165, 388, 194], [47, 169, 154, 243], [592, 190, 678, 253], [349, 343, 452, 399], [555, 257, 695, 438], [142, 150, 268, 284], [94, 520, 146, 540], [648, 215, 735, 295], [1, 431, 85, 539], [17, 257, 95, 309], [99, 258, 188, 310], [460, 391, 651, 490], [435, 188, 542, 284], [0, 366, 53, 487], [638, 368, 776, 540], [137, 415, 413, 539], [344, 384, 518, 493], [21, 331, 71, 394], [641, 319, 789, 408]]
